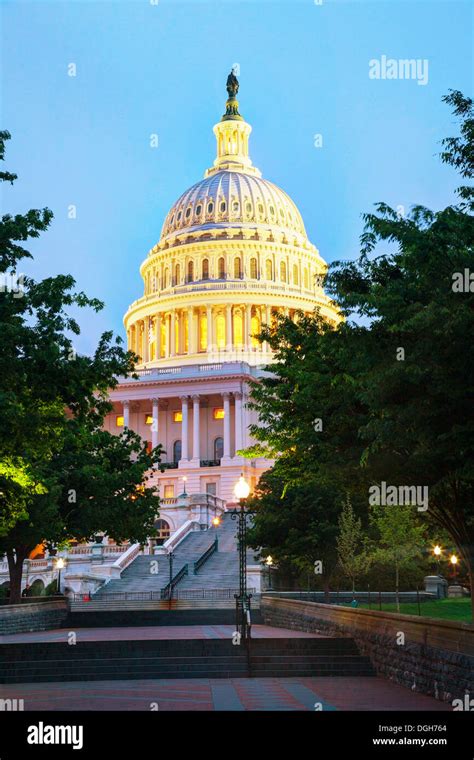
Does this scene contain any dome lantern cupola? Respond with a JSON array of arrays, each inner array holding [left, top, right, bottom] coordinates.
[[205, 70, 261, 178]]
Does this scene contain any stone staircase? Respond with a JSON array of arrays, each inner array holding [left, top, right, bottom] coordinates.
[[93, 525, 219, 597], [78, 513, 256, 611], [0, 637, 375, 683]]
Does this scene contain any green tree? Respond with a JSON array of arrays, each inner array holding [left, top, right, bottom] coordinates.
[[0, 132, 162, 603], [246, 92, 473, 616], [336, 496, 367, 595], [367, 504, 426, 611]]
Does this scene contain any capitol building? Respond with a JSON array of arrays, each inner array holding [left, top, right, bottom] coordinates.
[[0, 73, 339, 596], [102, 72, 339, 544]]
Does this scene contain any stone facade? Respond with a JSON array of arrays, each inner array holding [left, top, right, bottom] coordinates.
[[0, 600, 68, 634]]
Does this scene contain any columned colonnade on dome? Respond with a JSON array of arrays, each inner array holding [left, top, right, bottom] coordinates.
[[127, 303, 303, 363]]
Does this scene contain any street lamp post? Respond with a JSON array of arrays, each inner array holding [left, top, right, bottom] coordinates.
[[450, 553, 459, 583], [55, 558, 65, 595], [232, 474, 251, 644], [433, 545, 442, 574], [168, 550, 174, 608]]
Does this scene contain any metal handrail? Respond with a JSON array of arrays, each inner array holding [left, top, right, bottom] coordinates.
[[161, 563, 188, 599], [193, 537, 218, 574]]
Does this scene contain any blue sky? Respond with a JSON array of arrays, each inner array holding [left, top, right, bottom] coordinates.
[[1, 0, 472, 353]]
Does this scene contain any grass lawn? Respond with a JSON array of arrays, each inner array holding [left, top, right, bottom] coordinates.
[[356, 597, 472, 623]]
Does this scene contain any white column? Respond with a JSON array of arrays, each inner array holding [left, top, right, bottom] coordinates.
[[155, 313, 161, 359], [206, 305, 213, 351], [265, 305, 272, 353], [187, 306, 194, 354], [181, 396, 189, 461], [123, 400, 130, 429], [151, 398, 159, 449], [245, 304, 252, 350], [226, 303, 232, 351], [170, 310, 176, 356], [144, 316, 150, 363], [223, 392, 231, 458], [192, 395, 200, 461], [234, 392, 243, 454]]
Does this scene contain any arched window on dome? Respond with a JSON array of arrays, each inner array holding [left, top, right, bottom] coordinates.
[[250, 258, 258, 279], [214, 437, 224, 461], [202, 258, 209, 280], [234, 257, 242, 279], [164, 268, 170, 289], [251, 312, 261, 349], [304, 268, 309, 289], [216, 313, 225, 349], [218, 257, 226, 279], [173, 440, 182, 464], [280, 261, 287, 283], [233, 310, 243, 347], [293, 264, 299, 286], [175, 263, 180, 286], [266, 259, 273, 281], [187, 261, 194, 283]]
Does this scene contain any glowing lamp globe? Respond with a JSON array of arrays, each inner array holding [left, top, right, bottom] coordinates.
[[234, 475, 250, 501]]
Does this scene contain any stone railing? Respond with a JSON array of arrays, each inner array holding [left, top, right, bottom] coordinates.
[[261, 595, 474, 703]]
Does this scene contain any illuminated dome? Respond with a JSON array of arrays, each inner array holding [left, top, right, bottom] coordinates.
[[124, 72, 339, 369], [160, 171, 308, 247]]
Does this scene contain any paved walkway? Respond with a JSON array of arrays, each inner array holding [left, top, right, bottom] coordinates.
[[0, 624, 322, 644], [0, 677, 449, 711]]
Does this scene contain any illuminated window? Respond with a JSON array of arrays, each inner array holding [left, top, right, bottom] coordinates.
[[202, 258, 209, 279], [175, 263, 180, 284], [173, 411, 182, 423], [246, 202, 252, 214], [145, 415, 153, 425], [266, 260, 273, 280], [164, 268, 170, 288], [269, 206, 275, 215], [258, 203, 264, 214], [293, 264, 299, 285], [250, 258, 257, 279], [200, 312, 207, 351], [213, 408, 225, 420], [116, 416, 124, 427], [304, 268, 309, 289], [216, 314, 225, 349], [234, 310, 243, 346], [163, 485, 174, 499], [251, 314, 260, 348], [280, 261, 287, 283], [234, 258, 242, 278], [218, 257, 225, 279], [184, 312, 189, 352], [155, 518, 170, 545]]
